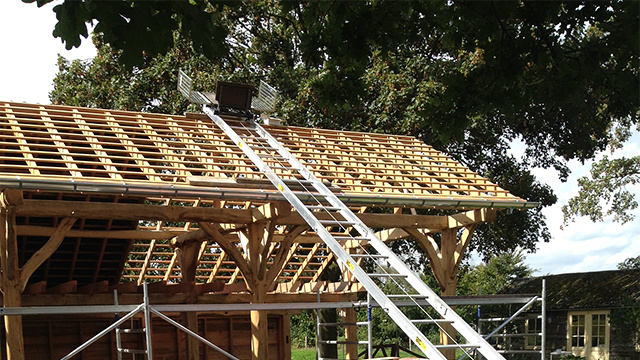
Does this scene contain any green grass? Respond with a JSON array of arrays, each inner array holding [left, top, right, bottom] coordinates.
[[291, 346, 425, 359], [291, 347, 316, 360]]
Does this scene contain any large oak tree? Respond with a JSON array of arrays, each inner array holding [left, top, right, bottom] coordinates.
[[30, 0, 639, 259]]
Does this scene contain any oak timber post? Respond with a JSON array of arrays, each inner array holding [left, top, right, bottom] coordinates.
[[439, 228, 458, 360], [250, 283, 270, 360], [248, 220, 271, 360], [174, 238, 204, 360], [1, 189, 24, 360]]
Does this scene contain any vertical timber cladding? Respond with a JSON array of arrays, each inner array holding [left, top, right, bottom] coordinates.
[[13, 314, 285, 360]]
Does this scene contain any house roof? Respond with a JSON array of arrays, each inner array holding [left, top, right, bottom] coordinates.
[[0, 101, 535, 210], [501, 269, 640, 311]]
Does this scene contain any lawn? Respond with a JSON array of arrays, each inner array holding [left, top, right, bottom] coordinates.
[[291, 347, 316, 360], [291, 346, 425, 359]]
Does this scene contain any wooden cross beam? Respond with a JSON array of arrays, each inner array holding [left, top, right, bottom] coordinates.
[[16, 199, 495, 230]]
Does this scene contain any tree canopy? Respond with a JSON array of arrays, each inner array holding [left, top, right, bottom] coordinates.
[[618, 255, 640, 270], [36, 0, 640, 258], [563, 154, 640, 225], [34, 1, 639, 145]]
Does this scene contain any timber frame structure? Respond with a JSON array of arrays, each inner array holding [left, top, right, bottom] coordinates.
[[0, 101, 537, 360]]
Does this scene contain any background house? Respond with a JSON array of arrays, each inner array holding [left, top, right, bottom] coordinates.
[[501, 269, 640, 360]]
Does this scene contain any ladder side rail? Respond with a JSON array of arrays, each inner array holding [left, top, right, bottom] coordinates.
[[202, 107, 446, 360], [251, 119, 505, 360]]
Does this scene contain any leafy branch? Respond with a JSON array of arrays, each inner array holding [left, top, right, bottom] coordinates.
[[563, 155, 640, 226]]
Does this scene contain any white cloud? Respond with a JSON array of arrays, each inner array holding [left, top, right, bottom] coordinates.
[[466, 140, 640, 275], [508, 133, 640, 275]]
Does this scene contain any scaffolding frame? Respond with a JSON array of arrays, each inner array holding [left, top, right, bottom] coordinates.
[[310, 282, 546, 360], [0, 283, 545, 360], [477, 280, 547, 360], [0, 283, 363, 360]]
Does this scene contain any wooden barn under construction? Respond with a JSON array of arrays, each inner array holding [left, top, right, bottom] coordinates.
[[0, 99, 537, 360]]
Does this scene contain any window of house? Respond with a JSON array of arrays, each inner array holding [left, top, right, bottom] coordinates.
[[526, 317, 542, 348], [591, 314, 607, 348], [570, 314, 586, 347]]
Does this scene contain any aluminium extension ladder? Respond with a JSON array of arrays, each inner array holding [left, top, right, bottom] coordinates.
[[202, 106, 505, 360]]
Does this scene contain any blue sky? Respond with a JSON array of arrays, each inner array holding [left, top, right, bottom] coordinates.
[[1, 1, 639, 276]]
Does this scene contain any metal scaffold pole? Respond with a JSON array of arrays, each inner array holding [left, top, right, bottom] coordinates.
[[541, 279, 547, 360], [143, 283, 153, 360]]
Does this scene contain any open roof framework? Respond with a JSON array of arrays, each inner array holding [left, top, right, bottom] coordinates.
[[0, 101, 536, 293], [0, 101, 540, 360]]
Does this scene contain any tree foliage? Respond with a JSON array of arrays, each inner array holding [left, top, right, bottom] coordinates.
[[617, 255, 640, 270], [41, 1, 640, 257], [563, 156, 640, 225], [37, 0, 639, 147], [458, 250, 535, 296]]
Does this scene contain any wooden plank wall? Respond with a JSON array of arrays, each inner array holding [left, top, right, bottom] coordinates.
[[0, 314, 285, 360]]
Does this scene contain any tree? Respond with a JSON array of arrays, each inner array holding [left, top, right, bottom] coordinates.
[[612, 256, 640, 351], [42, 1, 639, 258], [618, 255, 640, 270], [458, 250, 535, 296], [563, 155, 640, 226], [35, 1, 639, 143]]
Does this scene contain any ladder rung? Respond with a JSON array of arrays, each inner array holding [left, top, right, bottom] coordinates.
[[307, 206, 342, 211], [228, 124, 256, 130], [350, 254, 388, 259], [117, 328, 145, 334], [367, 273, 407, 278], [333, 236, 369, 242], [319, 322, 368, 327], [411, 319, 453, 324], [259, 155, 288, 161], [118, 348, 147, 354], [269, 165, 294, 170], [435, 344, 480, 349]]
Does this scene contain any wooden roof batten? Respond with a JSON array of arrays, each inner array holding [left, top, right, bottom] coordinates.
[[0, 101, 537, 210]]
